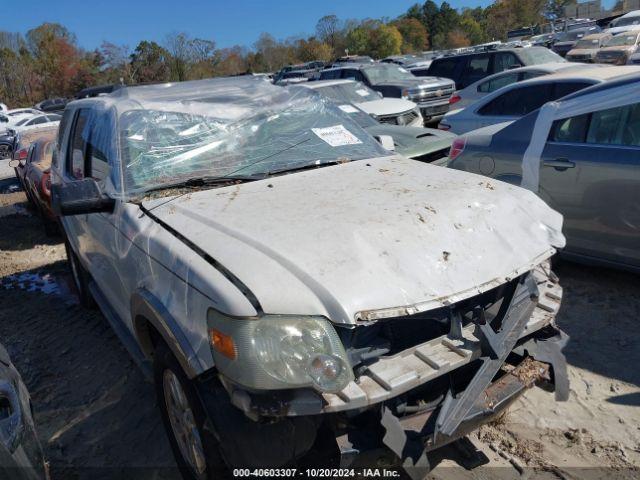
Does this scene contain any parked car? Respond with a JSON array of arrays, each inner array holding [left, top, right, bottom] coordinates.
[[298, 81, 454, 161], [448, 72, 640, 272], [9, 126, 59, 195], [605, 10, 640, 35], [439, 66, 638, 134], [75, 83, 123, 98], [566, 33, 612, 62], [319, 63, 455, 123], [595, 30, 640, 65], [0, 109, 43, 133], [51, 77, 569, 478], [0, 343, 49, 480], [530, 33, 556, 48], [420, 47, 565, 89], [552, 26, 601, 57], [34, 97, 68, 114], [11, 114, 61, 133], [449, 62, 597, 109], [303, 79, 423, 126], [17, 135, 58, 234]]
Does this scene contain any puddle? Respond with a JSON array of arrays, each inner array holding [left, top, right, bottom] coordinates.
[[1, 271, 78, 304]]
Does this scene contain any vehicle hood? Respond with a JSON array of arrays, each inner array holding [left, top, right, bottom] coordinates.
[[143, 156, 564, 324], [357, 98, 417, 116], [598, 46, 634, 53], [567, 48, 597, 56], [364, 125, 454, 158], [375, 78, 449, 90]]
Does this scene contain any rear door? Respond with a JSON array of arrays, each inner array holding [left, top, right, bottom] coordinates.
[[540, 101, 640, 268]]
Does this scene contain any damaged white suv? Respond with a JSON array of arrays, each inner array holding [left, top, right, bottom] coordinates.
[[51, 77, 569, 478]]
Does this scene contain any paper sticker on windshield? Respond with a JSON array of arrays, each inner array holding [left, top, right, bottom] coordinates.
[[312, 125, 362, 147], [338, 104, 359, 114], [355, 89, 370, 97]]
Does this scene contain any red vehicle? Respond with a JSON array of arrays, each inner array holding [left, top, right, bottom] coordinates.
[[9, 128, 58, 234]]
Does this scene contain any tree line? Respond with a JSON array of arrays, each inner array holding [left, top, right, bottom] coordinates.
[[0, 0, 572, 107]]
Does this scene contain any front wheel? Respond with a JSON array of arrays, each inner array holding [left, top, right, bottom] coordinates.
[[154, 343, 228, 480]]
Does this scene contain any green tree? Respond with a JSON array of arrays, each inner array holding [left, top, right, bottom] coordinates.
[[369, 24, 403, 58], [393, 17, 429, 52], [130, 40, 170, 84], [345, 27, 370, 55]]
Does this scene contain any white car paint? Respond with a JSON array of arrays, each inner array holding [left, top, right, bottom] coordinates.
[[144, 156, 564, 324], [304, 79, 423, 126]]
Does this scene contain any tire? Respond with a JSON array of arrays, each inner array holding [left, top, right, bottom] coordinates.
[[64, 239, 95, 308], [154, 342, 228, 480]]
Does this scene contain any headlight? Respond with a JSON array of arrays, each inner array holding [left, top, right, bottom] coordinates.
[[207, 310, 353, 393]]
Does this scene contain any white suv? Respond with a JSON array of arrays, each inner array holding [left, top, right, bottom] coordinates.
[[51, 77, 569, 478]]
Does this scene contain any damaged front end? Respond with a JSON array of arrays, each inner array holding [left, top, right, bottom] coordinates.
[[198, 264, 568, 474]]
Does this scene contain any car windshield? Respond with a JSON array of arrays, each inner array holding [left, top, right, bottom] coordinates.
[[363, 65, 416, 85], [115, 78, 387, 197], [313, 82, 379, 104], [605, 33, 639, 46], [518, 47, 566, 63], [575, 38, 600, 48]]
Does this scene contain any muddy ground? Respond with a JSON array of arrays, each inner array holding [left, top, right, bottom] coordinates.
[[0, 178, 638, 480]]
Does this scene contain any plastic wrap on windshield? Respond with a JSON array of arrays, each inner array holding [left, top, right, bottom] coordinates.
[[92, 77, 389, 199]]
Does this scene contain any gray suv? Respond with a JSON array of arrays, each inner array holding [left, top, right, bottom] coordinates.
[[319, 63, 455, 123]]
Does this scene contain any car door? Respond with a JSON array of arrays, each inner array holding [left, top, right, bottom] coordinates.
[[81, 110, 133, 322], [539, 101, 640, 268]]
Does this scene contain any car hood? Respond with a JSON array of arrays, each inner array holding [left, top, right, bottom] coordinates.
[[567, 48, 597, 55], [356, 98, 417, 116], [374, 78, 449, 89], [364, 125, 454, 158], [143, 156, 564, 324]]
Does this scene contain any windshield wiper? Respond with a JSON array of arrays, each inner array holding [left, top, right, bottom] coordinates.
[[266, 159, 352, 176], [143, 174, 263, 195]]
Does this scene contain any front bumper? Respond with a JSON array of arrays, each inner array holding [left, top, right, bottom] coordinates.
[[221, 264, 564, 419]]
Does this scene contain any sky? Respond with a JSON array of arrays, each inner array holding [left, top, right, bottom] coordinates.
[[11, 0, 494, 52]]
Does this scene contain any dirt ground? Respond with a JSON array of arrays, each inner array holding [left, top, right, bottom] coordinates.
[[0, 179, 638, 480]]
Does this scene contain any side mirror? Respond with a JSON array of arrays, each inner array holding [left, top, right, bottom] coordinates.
[[375, 135, 395, 151], [51, 178, 115, 216]]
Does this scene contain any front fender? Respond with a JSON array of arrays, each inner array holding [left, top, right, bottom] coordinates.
[[131, 288, 207, 379]]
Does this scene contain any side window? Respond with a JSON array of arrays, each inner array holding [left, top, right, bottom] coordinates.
[[87, 113, 114, 186], [479, 84, 552, 116], [550, 113, 590, 143], [553, 82, 591, 99], [67, 109, 91, 179], [341, 69, 364, 82], [465, 55, 490, 77], [493, 52, 520, 73], [519, 71, 544, 81], [587, 102, 640, 147], [428, 58, 459, 79], [31, 116, 47, 125], [478, 72, 518, 93]]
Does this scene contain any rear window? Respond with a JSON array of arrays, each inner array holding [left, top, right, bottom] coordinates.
[[479, 84, 554, 116]]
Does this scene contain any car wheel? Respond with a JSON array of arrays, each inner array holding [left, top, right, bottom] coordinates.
[[154, 342, 228, 480], [63, 239, 95, 308]]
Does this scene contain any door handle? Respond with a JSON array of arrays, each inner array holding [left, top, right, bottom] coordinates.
[[543, 158, 575, 171]]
